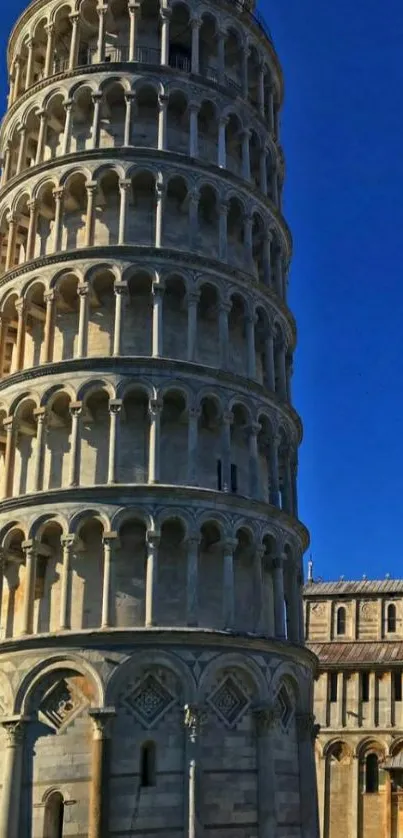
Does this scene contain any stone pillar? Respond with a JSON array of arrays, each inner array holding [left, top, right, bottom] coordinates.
[[160, 7, 171, 65], [43, 290, 56, 362], [268, 434, 280, 507], [2, 144, 11, 185], [218, 302, 230, 369], [128, 1, 141, 60], [68, 402, 82, 486], [248, 422, 260, 499], [188, 189, 199, 250], [25, 38, 35, 90], [53, 188, 65, 253], [241, 46, 249, 99], [191, 18, 201, 74], [21, 539, 37, 635], [113, 281, 127, 356], [187, 291, 199, 362], [186, 536, 199, 626], [85, 182, 97, 246], [246, 314, 256, 378], [296, 714, 320, 838], [260, 149, 268, 195], [101, 532, 118, 628], [258, 63, 265, 116], [148, 398, 162, 483], [254, 705, 278, 837], [274, 248, 283, 297], [35, 111, 48, 165], [92, 93, 103, 148], [219, 201, 228, 262], [44, 24, 55, 77], [351, 754, 360, 837], [145, 531, 160, 626], [124, 93, 135, 146], [263, 558, 275, 637], [223, 539, 237, 629], [107, 400, 122, 484], [155, 180, 165, 247], [77, 284, 89, 358], [59, 535, 75, 630], [33, 408, 46, 492], [187, 407, 200, 486], [218, 117, 227, 168], [189, 102, 199, 158], [277, 337, 287, 401], [152, 281, 164, 357], [244, 212, 253, 269], [97, 4, 108, 63], [370, 671, 377, 727], [26, 199, 38, 261], [15, 299, 27, 371], [118, 179, 131, 244], [241, 129, 251, 180], [16, 126, 27, 175], [184, 704, 207, 838], [267, 85, 275, 133], [0, 316, 9, 378], [217, 28, 225, 85], [5, 214, 17, 271], [157, 93, 168, 150], [273, 554, 286, 638], [264, 328, 275, 392], [62, 99, 74, 155], [0, 718, 27, 838], [221, 410, 232, 491], [2, 419, 14, 498], [88, 708, 116, 838], [69, 14, 81, 70], [317, 754, 326, 838]]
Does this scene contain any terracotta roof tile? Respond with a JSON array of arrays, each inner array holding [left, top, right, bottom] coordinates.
[[308, 642, 403, 666]]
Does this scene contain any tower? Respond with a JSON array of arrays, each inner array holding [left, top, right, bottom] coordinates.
[[0, 1, 319, 836]]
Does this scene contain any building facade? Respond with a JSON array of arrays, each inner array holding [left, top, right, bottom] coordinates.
[[305, 575, 403, 838], [0, 0, 319, 836]]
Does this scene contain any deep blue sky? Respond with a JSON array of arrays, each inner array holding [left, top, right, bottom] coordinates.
[[1, 1, 401, 581]]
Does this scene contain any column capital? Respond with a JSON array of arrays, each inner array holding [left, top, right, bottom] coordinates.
[[248, 421, 261, 437], [37, 108, 48, 122], [188, 406, 201, 420], [190, 15, 202, 29], [89, 706, 116, 737], [219, 300, 232, 314], [223, 538, 238, 553], [33, 407, 46, 423], [146, 530, 161, 548], [103, 530, 119, 545], [21, 539, 37, 556], [272, 554, 285, 570], [96, 3, 108, 15], [27, 198, 38, 213], [149, 397, 163, 417], [124, 90, 137, 102], [187, 290, 200, 305], [114, 280, 128, 295], [63, 97, 74, 110], [152, 280, 165, 296], [222, 409, 233, 426], [119, 178, 132, 191], [253, 702, 279, 734], [77, 283, 89, 297], [158, 93, 169, 108], [0, 715, 28, 745], [189, 100, 200, 113], [160, 6, 172, 20], [45, 21, 55, 35], [184, 703, 208, 741], [15, 298, 26, 317], [129, 0, 142, 10], [155, 180, 165, 199], [92, 91, 103, 104], [52, 186, 65, 201], [219, 115, 229, 128], [219, 200, 229, 215], [69, 11, 81, 24], [109, 399, 123, 415], [60, 534, 76, 550], [44, 289, 56, 303], [86, 181, 98, 195], [69, 401, 82, 417]]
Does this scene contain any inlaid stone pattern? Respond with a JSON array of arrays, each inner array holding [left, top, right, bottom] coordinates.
[[122, 672, 177, 728], [207, 674, 251, 728], [38, 676, 88, 733]]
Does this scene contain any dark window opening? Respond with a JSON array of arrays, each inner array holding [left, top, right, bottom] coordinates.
[[217, 459, 222, 490], [140, 741, 156, 788], [336, 606, 346, 636], [365, 753, 379, 793], [330, 672, 338, 703], [362, 671, 370, 702], [387, 604, 397, 633], [230, 463, 237, 492], [394, 671, 402, 702], [43, 791, 64, 838]]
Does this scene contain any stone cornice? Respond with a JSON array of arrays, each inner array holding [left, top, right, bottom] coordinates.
[[0, 244, 296, 344], [0, 483, 310, 550], [0, 355, 302, 438], [0, 146, 291, 253], [0, 627, 316, 671]]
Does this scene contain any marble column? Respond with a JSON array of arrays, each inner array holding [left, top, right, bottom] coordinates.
[[21, 539, 37, 635], [267, 85, 275, 133], [337, 672, 344, 727], [260, 148, 268, 195], [264, 328, 275, 392], [69, 14, 81, 70], [241, 47, 249, 99], [157, 94, 168, 150], [218, 117, 227, 168], [189, 102, 199, 157], [184, 704, 207, 838], [268, 434, 280, 507], [155, 180, 165, 247], [296, 714, 320, 838], [128, 1, 141, 60], [124, 93, 135, 145], [262, 558, 275, 637], [0, 718, 27, 838], [217, 29, 225, 85], [187, 291, 199, 361], [113, 281, 127, 356], [16, 126, 27, 175], [2, 419, 14, 498], [101, 533, 118, 628], [33, 408, 46, 492], [68, 402, 82, 486], [254, 704, 278, 837], [77, 284, 89, 358], [186, 536, 199, 626], [25, 38, 35, 89], [107, 400, 122, 484], [160, 8, 172, 66], [246, 315, 256, 378], [187, 407, 200, 486], [241, 129, 251, 180], [244, 213, 253, 268], [85, 183, 97, 246], [53, 187, 65, 253], [148, 398, 162, 483], [273, 554, 286, 638], [88, 708, 116, 838], [258, 63, 265, 116], [97, 4, 108, 63], [221, 411, 232, 491], [2, 144, 12, 185], [191, 18, 201, 74], [351, 754, 360, 837], [15, 299, 27, 371], [218, 302, 230, 369], [145, 531, 160, 626], [188, 189, 199, 250], [118, 179, 131, 244], [59, 535, 75, 630], [277, 337, 287, 401], [223, 538, 237, 629], [5, 214, 17, 271], [219, 201, 228, 261], [152, 281, 164, 357], [92, 93, 103, 148], [26, 200, 38, 261], [62, 99, 74, 155], [248, 422, 260, 499], [44, 24, 55, 77], [35, 111, 48, 165]]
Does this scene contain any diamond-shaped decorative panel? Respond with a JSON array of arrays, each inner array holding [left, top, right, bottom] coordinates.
[[208, 675, 250, 728], [277, 685, 293, 732], [39, 678, 86, 732], [123, 673, 176, 728]]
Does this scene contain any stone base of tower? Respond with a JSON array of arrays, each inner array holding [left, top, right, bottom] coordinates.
[[0, 631, 318, 838]]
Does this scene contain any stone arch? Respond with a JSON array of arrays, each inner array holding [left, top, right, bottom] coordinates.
[[105, 648, 196, 709], [14, 654, 104, 715]]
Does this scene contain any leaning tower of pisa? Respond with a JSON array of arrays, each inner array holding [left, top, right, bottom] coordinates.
[[0, 0, 319, 836]]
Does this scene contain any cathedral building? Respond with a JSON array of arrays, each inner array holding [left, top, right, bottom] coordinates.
[[305, 570, 403, 838], [0, 0, 319, 836]]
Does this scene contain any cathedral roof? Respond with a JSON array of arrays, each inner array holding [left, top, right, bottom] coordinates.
[[308, 641, 403, 666], [303, 579, 403, 596]]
